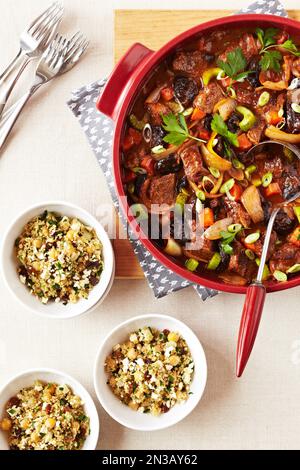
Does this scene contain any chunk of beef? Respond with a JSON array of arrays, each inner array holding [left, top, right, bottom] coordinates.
[[223, 198, 252, 228], [247, 119, 266, 145], [183, 237, 215, 263], [140, 174, 176, 211], [264, 155, 284, 178], [172, 50, 208, 77], [219, 33, 259, 62], [233, 81, 256, 107], [148, 174, 176, 206], [273, 206, 296, 235], [269, 243, 300, 273], [180, 144, 207, 183], [286, 88, 300, 133], [193, 82, 224, 114], [228, 241, 257, 282], [146, 102, 169, 126], [243, 230, 277, 261], [173, 76, 198, 106], [280, 171, 300, 199]]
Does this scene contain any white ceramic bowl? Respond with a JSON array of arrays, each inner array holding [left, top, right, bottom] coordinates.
[[0, 368, 99, 450], [94, 314, 207, 431], [0, 201, 115, 319]]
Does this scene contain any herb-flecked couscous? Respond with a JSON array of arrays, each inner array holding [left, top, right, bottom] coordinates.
[[15, 211, 103, 304], [105, 327, 194, 416], [0, 381, 90, 450]]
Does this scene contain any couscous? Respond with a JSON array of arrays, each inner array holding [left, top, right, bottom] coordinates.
[[15, 211, 103, 304], [105, 327, 194, 416], [0, 381, 90, 450]]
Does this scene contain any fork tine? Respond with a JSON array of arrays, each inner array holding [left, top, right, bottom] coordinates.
[[30, 2, 63, 37], [65, 32, 84, 55], [27, 2, 60, 34], [35, 7, 63, 41]]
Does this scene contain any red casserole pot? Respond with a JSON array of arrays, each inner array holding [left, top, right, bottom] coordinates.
[[97, 14, 300, 294]]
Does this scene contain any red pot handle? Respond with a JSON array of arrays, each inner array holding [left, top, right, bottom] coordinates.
[[96, 42, 153, 121], [236, 282, 266, 378]]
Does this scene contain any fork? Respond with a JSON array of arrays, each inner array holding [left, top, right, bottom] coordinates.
[[0, 2, 63, 116], [0, 33, 88, 150]]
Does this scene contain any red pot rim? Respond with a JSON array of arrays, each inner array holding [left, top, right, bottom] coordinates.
[[108, 14, 300, 294]]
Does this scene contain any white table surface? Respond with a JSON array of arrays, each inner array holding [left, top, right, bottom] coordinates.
[[0, 0, 300, 451]]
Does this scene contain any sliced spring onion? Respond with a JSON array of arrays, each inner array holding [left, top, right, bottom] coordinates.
[[143, 123, 152, 143], [252, 177, 262, 187], [273, 270, 287, 282], [293, 206, 300, 224], [207, 252, 222, 270], [217, 70, 226, 80], [185, 258, 199, 272], [222, 244, 233, 255], [262, 172, 273, 188], [196, 189, 206, 201], [228, 223, 242, 233], [151, 145, 166, 154], [175, 191, 188, 214], [236, 105, 257, 132], [209, 167, 221, 178], [287, 264, 300, 274], [132, 167, 147, 174], [220, 178, 235, 194], [220, 230, 235, 241], [226, 189, 235, 201], [278, 108, 284, 118], [212, 138, 218, 147], [291, 103, 300, 114], [245, 164, 257, 180], [288, 78, 300, 90], [276, 117, 286, 130], [245, 249, 255, 260], [255, 258, 270, 281], [232, 158, 245, 170], [257, 91, 270, 107], [245, 232, 260, 244], [182, 107, 193, 117]]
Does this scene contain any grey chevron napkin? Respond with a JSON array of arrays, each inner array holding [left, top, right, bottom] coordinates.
[[67, 0, 287, 300]]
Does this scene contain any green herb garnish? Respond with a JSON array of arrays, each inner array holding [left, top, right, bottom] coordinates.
[[211, 113, 239, 147], [260, 50, 282, 72], [255, 27, 300, 71], [281, 39, 300, 56], [162, 113, 207, 146], [217, 47, 251, 81]]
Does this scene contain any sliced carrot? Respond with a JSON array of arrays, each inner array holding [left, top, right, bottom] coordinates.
[[236, 133, 253, 151], [229, 183, 243, 202], [266, 110, 282, 126], [161, 87, 174, 101], [265, 182, 282, 198], [141, 156, 155, 175], [191, 108, 206, 121], [198, 128, 211, 141], [203, 207, 214, 228], [288, 226, 300, 247], [221, 77, 232, 88]]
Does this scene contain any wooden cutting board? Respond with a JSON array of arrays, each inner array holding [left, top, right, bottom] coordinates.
[[113, 8, 300, 279]]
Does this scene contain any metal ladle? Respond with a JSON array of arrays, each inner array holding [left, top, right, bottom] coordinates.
[[236, 140, 300, 377]]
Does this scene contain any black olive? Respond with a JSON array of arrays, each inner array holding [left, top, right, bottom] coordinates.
[[273, 208, 296, 235], [176, 175, 188, 193], [261, 199, 272, 223], [246, 57, 261, 88], [203, 114, 213, 131], [227, 113, 241, 133], [155, 154, 182, 175], [214, 136, 225, 157], [150, 126, 166, 147], [173, 76, 198, 107], [216, 245, 230, 273], [134, 174, 147, 196]]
